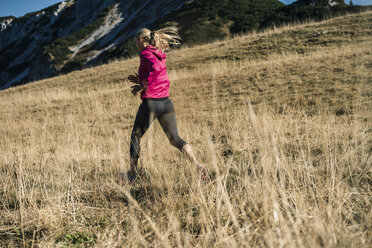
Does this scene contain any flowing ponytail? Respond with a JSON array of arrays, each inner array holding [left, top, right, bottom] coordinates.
[[135, 26, 181, 51]]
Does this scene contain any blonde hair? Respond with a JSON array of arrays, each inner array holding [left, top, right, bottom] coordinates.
[[135, 26, 181, 51]]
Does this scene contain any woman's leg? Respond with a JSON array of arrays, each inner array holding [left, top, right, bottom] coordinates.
[[182, 144, 200, 166], [157, 99, 200, 166], [129, 101, 155, 176]]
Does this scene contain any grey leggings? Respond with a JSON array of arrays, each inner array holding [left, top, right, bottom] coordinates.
[[130, 97, 187, 158]]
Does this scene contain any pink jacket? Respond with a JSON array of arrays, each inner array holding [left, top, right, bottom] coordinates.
[[138, 45, 170, 100]]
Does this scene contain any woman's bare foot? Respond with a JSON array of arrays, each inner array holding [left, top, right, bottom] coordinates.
[[182, 144, 199, 164], [182, 144, 207, 180], [197, 165, 208, 181]]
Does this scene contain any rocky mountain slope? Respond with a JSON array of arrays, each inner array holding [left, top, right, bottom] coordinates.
[[0, 0, 368, 90], [0, 0, 186, 89]]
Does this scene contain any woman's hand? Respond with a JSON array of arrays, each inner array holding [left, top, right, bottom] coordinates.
[[128, 73, 147, 96], [131, 84, 143, 96], [128, 73, 143, 95], [128, 73, 140, 84]]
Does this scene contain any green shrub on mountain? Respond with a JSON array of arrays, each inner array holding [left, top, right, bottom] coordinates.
[[43, 5, 112, 66], [104, 0, 370, 63], [263, 0, 367, 27], [153, 0, 284, 46], [98, 38, 139, 64], [39, 0, 372, 72]]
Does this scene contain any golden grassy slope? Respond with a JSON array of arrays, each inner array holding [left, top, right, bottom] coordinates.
[[0, 11, 371, 247]]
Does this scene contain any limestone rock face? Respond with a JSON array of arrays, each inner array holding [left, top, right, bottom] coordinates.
[[0, 0, 185, 89]]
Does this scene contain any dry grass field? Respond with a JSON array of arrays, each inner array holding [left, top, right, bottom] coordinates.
[[0, 11, 371, 247]]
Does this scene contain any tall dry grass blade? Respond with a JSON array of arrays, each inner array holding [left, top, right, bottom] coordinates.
[[120, 187, 171, 247]]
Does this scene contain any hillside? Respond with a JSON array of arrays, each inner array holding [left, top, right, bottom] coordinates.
[[0, 0, 187, 90], [1, 0, 369, 90], [0, 11, 371, 247]]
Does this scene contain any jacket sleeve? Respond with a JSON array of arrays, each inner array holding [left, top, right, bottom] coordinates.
[[138, 51, 156, 83]]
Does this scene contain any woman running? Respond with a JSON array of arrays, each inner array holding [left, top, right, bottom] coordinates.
[[123, 27, 206, 183]]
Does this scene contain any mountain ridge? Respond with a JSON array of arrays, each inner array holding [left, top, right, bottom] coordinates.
[[0, 0, 187, 90], [0, 0, 369, 90]]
